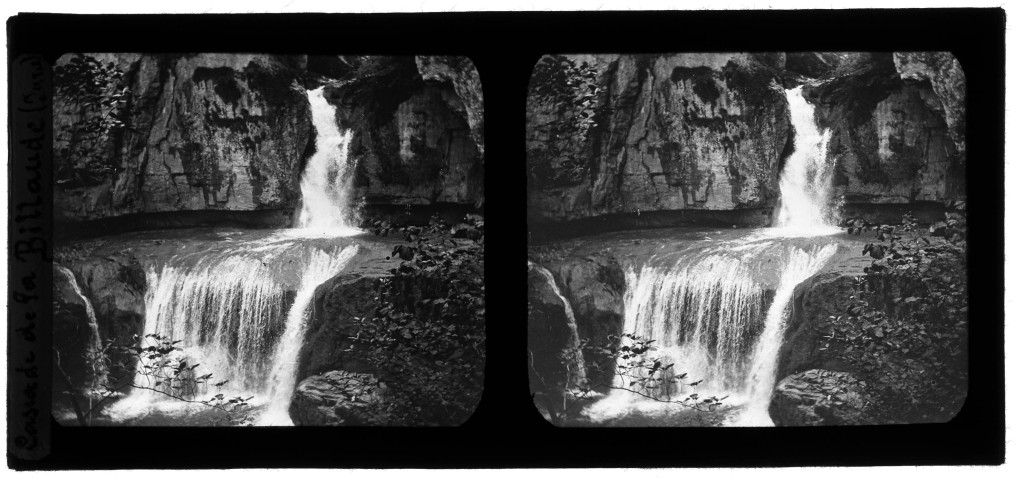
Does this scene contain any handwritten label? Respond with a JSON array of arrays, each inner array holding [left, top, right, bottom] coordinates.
[[9, 54, 53, 461]]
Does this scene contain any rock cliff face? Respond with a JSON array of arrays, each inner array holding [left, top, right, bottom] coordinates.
[[54, 54, 484, 229], [323, 56, 484, 209], [527, 53, 792, 228], [527, 52, 966, 233], [55, 54, 313, 223], [804, 52, 965, 204]]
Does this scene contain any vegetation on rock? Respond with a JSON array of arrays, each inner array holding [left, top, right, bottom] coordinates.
[[828, 207, 968, 423], [347, 214, 486, 425], [54, 55, 132, 185], [53, 333, 255, 426]]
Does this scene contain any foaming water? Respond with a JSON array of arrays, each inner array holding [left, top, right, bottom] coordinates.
[[259, 245, 359, 425], [296, 87, 361, 235], [775, 86, 836, 231], [104, 243, 360, 424], [733, 243, 840, 426], [583, 239, 840, 425]]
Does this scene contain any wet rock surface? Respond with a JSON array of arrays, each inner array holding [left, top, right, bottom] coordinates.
[[547, 255, 625, 390], [298, 273, 385, 381], [769, 369, 872, 426], [527, 52, 965, 237], [289, 371, 400, 426], [55, 54, 484, 230], [56, 54, 313, 222], [527, 265, 578, 413], [527, 53, 792, 227]]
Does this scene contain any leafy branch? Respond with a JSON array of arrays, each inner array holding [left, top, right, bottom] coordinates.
[[54, 333, 254, 426], [54, 55, 133, 185]]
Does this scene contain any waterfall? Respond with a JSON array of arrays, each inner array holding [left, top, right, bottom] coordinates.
[[620, 246, 770, 396], [55, 266, 103, 355], [106, 243, 359, 423], [295, 87, 360, 236], [55, 265, 106, 385], [259, 245, 359, 425], [531, 265, 588, 389], [775, 86, 836, 233], [735, 243, 840, 426], [588, 240, 839, 424]]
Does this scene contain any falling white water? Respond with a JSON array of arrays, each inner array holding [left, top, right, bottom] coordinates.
[[584, 241, 839, 424], [55, 265, 104, 355], [531, 265, 588, 389], [55, 265, 107, 390], [259, 245, 359, 426], [106, 254, 287, 420], [620, 246, 770, 396], [733, 243, 840, 426], [775, 87, 837, 234], [105, 242, 359, 424], [295, 87, 361, 237]]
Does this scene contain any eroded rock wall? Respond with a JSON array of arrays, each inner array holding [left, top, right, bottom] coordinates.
[[54, 54, 484, 229], [804, 52, 965, 205], [323, 56, 485, 210], [527, 52, 966, 232], [527, 53, 792, 227], [55, 54, 314, 223]]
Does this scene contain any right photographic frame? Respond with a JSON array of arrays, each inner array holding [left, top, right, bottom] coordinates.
[[527, 52, 969, 427]]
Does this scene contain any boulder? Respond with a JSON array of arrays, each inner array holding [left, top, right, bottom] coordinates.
[[297, 273, 381, 381], [778, 273, 860, 379], [769, 369, 872, 426], [289, 371, 401, 426]]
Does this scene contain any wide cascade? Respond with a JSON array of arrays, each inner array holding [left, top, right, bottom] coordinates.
[[106, 87, 365, 424], [585, 87, 839, 425]]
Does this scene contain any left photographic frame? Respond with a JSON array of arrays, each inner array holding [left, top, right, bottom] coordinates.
[[50, 53, 485, 427]]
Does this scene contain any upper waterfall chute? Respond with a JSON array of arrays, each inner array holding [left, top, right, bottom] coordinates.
[[773, 86, 838, 235], [295, 87, 361, 237]]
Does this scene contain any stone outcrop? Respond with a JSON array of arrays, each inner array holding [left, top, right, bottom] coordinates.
[[548, 255, 625, 389], [323, 56, 484, 209], [804, 52, 965, 205], [67, 254, 147, 346], [778, 273, 860, 379], [892, 52, 966, 158], [527, 263, 578, 411], [297, 273, 381, 381], [527, 53, 792, 228], [289, 371, 401, 426], [55, 53, 314, 223], [54, 54, 484, 230], [769, 369, 872, 426], [415, 56, 485, 156], [527, 52, 966, 235]]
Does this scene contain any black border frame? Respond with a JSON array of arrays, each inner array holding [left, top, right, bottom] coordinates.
[[7, 9, 1005, 468]]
